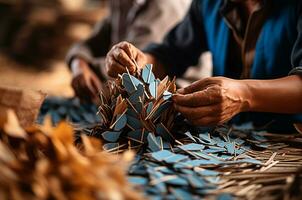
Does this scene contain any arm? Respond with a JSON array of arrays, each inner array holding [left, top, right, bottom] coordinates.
[[66, 19, 111, 72], [67, 20, 111, 102], [242, 75, 302, 113], [106, 0, 208, 79], [172, 3, 302, 126], [71, 58, 102, 103], [123, 0, 192, 78], [172, 75, 302, 126], [248, 3, 302, 114]]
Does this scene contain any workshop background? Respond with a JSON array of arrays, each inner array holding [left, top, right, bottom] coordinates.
[[0, 0, 212, 97], [0, 0, 108, 97]]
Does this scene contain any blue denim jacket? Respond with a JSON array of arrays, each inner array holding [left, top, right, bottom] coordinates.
[[145, 0, 302, 132]]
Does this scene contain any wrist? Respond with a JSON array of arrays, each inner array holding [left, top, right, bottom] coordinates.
[[238, 80, 253, 112], [71, 58, 90, 77]]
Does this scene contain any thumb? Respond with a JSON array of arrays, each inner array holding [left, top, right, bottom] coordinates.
[[177, 79, 208, 94], [91, 76, 102, 94]]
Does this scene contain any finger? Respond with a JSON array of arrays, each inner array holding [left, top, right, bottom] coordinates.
[[90, 76, 102, 94], [106, 57, 128, 78], [71, 77, 79, 93], [90, 79, 102, 104], [86, 81, 98, 100], [172, 87, 222, 107], [72, 74, 98, 102], [119, 42, 139, 73], [174, 104, 222, 120], [74, 83, 91, 103], [177, 78, 213, 94], [119, 42, 135, 61], [112, 48, 136, 72], [76, 90, 90, 103], [72, 77, 86, 98], [190, 117, 218, 126], [193, 107, 235, 126], [136, 57, 145, 70], [119, 41, 135, 59], [79, 77, 95, 98]]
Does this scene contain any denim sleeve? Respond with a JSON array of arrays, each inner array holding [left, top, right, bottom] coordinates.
[[289, 67, 302, 75], [143, 0, 208, 77]]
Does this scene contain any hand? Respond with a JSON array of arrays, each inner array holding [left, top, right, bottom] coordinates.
[[105, 41, 147, 78], [172, 77, 250, 126], [71, 58, 102, 103]]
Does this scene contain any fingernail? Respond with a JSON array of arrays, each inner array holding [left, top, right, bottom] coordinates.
[[127, 68, 134, 74], [131, 66, 137, 72]]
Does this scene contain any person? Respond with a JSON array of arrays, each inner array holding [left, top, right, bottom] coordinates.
[[105, 0, 302, 133], [67, 0, 191, 103]]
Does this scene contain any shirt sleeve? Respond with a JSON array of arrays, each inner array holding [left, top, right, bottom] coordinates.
[[289, 67, 302, 76], [65, 18, 111, 71], [125, 0, 191, 49], [290, 2, 302, 76], [143, 0, 208, 77]]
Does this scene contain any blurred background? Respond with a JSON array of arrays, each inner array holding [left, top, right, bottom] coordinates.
[[0, 0, 108, 97], [0, 0, 212, 99]]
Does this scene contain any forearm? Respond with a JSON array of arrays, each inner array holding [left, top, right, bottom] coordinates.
[[242, 75, 302, 113], [66, 43, 94, 68], [67, 19, 111, 69]]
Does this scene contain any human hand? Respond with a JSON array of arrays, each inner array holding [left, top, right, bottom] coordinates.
[[71, 58, 102, 103], [105, 41, 147, 78], [172, 77, 250, 126]]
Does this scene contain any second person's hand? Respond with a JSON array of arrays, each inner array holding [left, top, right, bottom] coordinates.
[[172, 77, 250, 126], [105, 41, 147, 78], [71, 58, 102, 103]]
